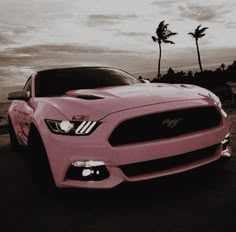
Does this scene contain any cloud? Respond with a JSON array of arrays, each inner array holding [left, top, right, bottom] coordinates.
[[5, 44, 142, 57], [149, 0, 184, 21], [0, 23, 31, 45], [151, 0, 182, 8], [0, 23, 46, 48], [178, 3, 230, 22], [0, 43, 146, 69], [86, 14, 138, 27], [0, 34, 13, 44], [0, 22, 40, 35], [225, 21, 236, 29], [116, 32, 148, 38]]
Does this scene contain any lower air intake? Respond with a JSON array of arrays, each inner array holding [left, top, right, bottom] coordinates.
[[119, 144, 219, 177]]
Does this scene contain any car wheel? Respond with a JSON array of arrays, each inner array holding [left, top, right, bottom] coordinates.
[[8, 116, 21, 151], [27, 126, 57, 193]]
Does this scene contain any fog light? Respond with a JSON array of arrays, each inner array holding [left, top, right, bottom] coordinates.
[[72, 160, 105, 167], [82, 168, 93, 177], [66, 160, 110, 181], [221, 149, 231, 158], [221, 133, 231, 158], [221, 133, 230, 149]]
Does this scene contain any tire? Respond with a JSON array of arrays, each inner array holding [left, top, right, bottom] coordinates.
[[27, 126, 57, 194], [8, 117, 21, 151]]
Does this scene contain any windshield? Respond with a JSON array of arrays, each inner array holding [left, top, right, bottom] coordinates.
[[35, 68, 141, 97]]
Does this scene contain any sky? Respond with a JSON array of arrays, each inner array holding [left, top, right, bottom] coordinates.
[[0, 0, 236, 101]]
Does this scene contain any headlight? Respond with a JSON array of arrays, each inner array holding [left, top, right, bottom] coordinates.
[[45, 119, 100, 135]]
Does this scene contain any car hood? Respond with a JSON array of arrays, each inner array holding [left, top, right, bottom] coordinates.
[[39, 83, 213, 120]]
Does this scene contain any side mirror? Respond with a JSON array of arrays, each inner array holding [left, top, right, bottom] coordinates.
[[7, 91, 29, 101]]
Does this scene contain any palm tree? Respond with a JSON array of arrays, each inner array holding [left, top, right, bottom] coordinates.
[[152, 21, 177, 79], [188, 25, 208, 72]]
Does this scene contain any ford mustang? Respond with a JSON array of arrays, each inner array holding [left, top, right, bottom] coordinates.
[[7, 67, 231, 189]]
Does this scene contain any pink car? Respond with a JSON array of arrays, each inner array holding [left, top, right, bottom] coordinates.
[[8, 67, 231, 189]]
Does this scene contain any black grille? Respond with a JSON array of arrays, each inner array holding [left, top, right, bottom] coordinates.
[[119, 144, 219, 177], [109, 106, 222, 146]]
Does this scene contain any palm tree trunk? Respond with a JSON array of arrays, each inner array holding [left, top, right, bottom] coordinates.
[[158, 42, 162, 79], [195, 39, 203, 72]]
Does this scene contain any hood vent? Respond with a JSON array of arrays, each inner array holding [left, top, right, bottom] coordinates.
[[76, 94, 104, 100]]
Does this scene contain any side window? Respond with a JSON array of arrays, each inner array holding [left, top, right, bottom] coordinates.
[[23, 77, 32, 98]]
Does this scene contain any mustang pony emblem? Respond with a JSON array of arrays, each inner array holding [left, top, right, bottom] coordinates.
[[162, 118, 184, 128]]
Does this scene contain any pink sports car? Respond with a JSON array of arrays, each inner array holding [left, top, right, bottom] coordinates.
[[7, 67, 231, 189]]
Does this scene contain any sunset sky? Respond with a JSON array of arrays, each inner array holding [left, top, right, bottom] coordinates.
[[0, 0, 236, 101]]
